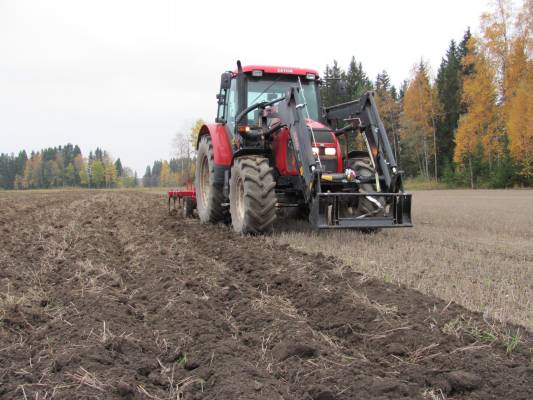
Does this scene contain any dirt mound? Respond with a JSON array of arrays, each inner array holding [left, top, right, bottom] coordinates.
[[0, 191, 531, 399]]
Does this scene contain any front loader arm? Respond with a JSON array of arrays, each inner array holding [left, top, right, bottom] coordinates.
[[274, 89, 412, 229], [276, 87, 319, 203], [325, 92, 402, 193]]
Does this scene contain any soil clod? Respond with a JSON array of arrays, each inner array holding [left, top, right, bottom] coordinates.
[[446, 370, 483, 393], [274, 342, 318, 361]]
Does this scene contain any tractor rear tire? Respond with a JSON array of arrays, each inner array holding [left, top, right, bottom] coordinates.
[[229, 156, 277, 234], [183, 197, 194, 218], [195, 135, 227, 223]]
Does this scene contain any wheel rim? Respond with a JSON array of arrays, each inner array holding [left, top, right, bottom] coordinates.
[[235, 176, 245, 223], [199, 156, 210, 208]]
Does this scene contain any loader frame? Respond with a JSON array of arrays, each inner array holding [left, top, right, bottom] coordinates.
[[311, 192, 412, 229], [277, 86, 412, 229]]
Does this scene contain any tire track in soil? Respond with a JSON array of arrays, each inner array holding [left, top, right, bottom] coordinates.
[[0, 191, 531, 400]]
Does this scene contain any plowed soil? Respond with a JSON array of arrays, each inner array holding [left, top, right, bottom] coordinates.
[[0, 191, 531, 399]]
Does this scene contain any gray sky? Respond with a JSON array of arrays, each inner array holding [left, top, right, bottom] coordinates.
[[1, 0, 493, 174]]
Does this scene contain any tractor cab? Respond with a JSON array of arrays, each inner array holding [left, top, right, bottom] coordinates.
[[215, 65, 341, 174], [216, 66, 321, 130]]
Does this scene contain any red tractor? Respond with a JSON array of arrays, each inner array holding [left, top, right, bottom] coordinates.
[[194, 61, 412, 234]]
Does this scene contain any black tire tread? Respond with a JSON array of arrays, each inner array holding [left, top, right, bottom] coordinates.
[[230, 156, 277, 234], [347, 158, 385, 213], [182, 197, 194, 218], [195, 135, 228, 223]]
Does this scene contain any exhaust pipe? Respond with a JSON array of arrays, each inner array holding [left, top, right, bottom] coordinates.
[[236, 60, 246, 123]]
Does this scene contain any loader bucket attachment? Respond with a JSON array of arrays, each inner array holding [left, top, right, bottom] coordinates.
[[310, 192, 412, 229]]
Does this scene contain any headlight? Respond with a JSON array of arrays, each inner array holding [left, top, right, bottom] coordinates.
[[312, 147, 319, 155], [324, 147, 336, 156]]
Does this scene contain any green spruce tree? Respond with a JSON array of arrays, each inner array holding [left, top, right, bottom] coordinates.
[[436, 40, 462, 174]]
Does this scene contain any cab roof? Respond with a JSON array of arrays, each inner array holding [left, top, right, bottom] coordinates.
[[239, 65, 320, 77]]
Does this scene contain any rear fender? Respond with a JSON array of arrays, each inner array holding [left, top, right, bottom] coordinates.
[[197, 124, 233, 166]]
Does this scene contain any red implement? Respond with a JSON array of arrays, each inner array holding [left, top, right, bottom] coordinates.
[[168, 182, 196, 218], [167, 189, 196, 200]]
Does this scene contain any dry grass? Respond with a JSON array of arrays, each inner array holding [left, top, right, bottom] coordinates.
[[67, 367, 106, 391], [251, 292, 304, 321], [272, 189, 533, 330]]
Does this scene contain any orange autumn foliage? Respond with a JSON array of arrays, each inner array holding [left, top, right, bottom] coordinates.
[[506, 35, 533, 177], [401, 63, 438, 178], [454, 38, 501, 165]]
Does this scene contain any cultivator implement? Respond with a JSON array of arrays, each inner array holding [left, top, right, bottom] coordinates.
[[168, 182, 196, 218]]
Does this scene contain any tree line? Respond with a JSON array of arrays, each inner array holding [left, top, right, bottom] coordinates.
[[322, 0, 531, 188], [143, 120, 203, 187], [142, 158, 195, 187], [0, 144, 137, 189]]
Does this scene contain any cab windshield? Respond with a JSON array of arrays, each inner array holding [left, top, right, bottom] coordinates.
[[246, 74, 320, 121]]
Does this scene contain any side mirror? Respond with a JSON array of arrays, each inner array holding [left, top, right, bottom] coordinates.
[[220, 72, 232, 90]]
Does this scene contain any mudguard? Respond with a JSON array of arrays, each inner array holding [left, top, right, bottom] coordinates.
[[197, 124, 233, 167]]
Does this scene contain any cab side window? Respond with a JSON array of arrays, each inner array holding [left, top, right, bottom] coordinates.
[[226, 79, 237, 134], [216, 88, 227, 122]]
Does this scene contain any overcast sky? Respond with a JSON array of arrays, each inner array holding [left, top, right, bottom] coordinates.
[[1, 0, 496, 174]]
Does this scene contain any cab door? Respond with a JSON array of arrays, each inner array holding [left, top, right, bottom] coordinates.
[[216, 74, 237, 139]]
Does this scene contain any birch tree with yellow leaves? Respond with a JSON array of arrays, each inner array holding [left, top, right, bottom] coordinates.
[[400, 62, 439, 179], [451, 0, 532, 187], [505, 0, 533, 179], [454, 37, 501, 188]]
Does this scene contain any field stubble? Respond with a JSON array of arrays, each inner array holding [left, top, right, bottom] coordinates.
[[273, 189, 533, 330]]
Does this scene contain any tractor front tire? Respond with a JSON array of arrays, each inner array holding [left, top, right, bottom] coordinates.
[[350, 160, 385, 214], [195, 135, 227, 224], [346, 158, 385, 233], [229, 156, 277, 234]]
